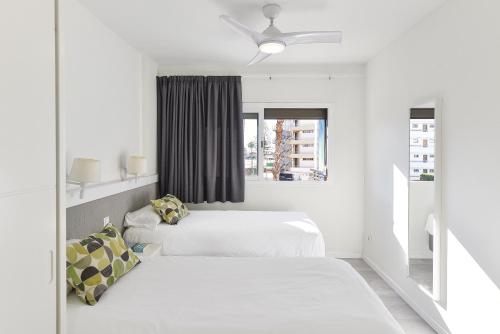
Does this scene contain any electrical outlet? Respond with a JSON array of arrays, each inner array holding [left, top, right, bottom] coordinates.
[[103, 216, 110, 226], [367, 235, 372, 241]]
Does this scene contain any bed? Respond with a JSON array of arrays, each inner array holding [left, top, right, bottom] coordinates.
[[67, 256, 403, 334], [123, 210, 326, 257]]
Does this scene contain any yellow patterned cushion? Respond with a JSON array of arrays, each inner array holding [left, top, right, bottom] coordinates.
[[151, 194, 189, 225], [66, 224, 140, 305]]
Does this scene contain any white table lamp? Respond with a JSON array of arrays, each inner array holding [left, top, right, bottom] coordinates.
[[68, 158, 101, 198], [127, 156, 147, 181]]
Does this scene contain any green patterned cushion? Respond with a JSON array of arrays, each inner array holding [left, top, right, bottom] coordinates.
[[66, 224, 140, 305], [151, 194, 189, 225]]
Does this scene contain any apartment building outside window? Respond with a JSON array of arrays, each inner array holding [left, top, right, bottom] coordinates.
[[243, 108, 328, 181]]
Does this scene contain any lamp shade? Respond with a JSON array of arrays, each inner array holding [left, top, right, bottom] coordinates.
[[68, 158, 101, 183], [128, 156, 147, 176]]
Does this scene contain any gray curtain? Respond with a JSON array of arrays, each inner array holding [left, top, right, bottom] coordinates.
[[157, 76, 245, 203]]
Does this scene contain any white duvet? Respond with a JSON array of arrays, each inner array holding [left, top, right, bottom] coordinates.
[[67, 257, 403, 334], [123, 210, 325, 257]]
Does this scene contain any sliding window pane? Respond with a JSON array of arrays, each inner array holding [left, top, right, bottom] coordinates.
[[263, 109, 328, 181], [243, 113, 258, 177]]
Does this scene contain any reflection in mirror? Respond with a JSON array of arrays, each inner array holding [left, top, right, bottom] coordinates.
[[408, 105, 436, 295]]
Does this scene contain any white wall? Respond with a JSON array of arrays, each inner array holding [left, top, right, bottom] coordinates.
[[159, 66, 366, 257], [60, 0, 158, 185], [364, 0, 500, 332], [141, 55, 158, 175]]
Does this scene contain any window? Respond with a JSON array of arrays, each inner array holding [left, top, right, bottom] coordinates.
[[413, 154, 419, 158], [243, 113, 258, 178], [423, 139, 428, 147], [423, 124, 428, 132], [414, 169, 420, 173], [412, 124, 418, 129], [243, 108, 328, 181]]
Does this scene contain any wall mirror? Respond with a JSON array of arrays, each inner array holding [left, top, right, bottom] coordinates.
[[408, 100, 442, 300]]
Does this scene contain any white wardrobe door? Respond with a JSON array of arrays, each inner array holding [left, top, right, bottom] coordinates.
[[0, 0, 56, 193], [0, 1, 57, 333], [0, 191, 57, 333]]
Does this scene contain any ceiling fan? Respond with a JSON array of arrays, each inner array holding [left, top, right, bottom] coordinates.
[[220, 3, 343, 65]]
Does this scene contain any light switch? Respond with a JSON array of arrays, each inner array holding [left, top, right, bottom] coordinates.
[[103, 216, 110, 226]]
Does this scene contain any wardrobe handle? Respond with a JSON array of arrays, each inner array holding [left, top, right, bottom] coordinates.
[[49, 249, 54, 284]]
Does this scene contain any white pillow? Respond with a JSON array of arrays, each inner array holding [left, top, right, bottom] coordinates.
[[124, 205, 162, 231]]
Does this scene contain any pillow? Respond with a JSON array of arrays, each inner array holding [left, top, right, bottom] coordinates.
[[151, 194, 189, 225], [124, 205, 162, 230], [66, 224, 140, 305], [66, 239, 80, 296]]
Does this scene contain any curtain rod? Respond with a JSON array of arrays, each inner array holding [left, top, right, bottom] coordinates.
[[241, 74, 335, 80], [158, 73, 364, 79]]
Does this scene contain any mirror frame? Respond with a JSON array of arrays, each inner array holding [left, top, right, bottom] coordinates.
[[407, 97, 447, 306]]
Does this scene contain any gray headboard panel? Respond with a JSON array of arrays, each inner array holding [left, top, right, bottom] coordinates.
[[66, 183, 158, 239]]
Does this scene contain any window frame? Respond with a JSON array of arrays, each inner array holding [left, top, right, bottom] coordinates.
[[242, 102, 333, 185]]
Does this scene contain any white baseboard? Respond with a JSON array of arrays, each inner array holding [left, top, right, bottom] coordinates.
[[327, 251, 362, 258], [363, 256, 450, 334]]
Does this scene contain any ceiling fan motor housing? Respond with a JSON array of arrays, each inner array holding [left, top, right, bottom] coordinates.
[[263, 25, 281, 37]]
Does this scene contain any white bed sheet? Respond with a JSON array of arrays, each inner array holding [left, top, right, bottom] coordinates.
[[67, 257, 403, 334], [123, 210, 326, 257]]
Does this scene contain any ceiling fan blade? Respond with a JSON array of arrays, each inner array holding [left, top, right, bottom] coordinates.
[[280, 31, 343, 45], [220, 15, 264, 44], [247, 51, 271, 66]]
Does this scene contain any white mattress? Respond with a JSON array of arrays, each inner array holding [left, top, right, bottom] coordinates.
[[124, 210, 326, 257], [67, 257, 404, 334]]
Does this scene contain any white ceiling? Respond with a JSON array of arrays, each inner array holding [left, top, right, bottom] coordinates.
[[77, 0, 446, 67]]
